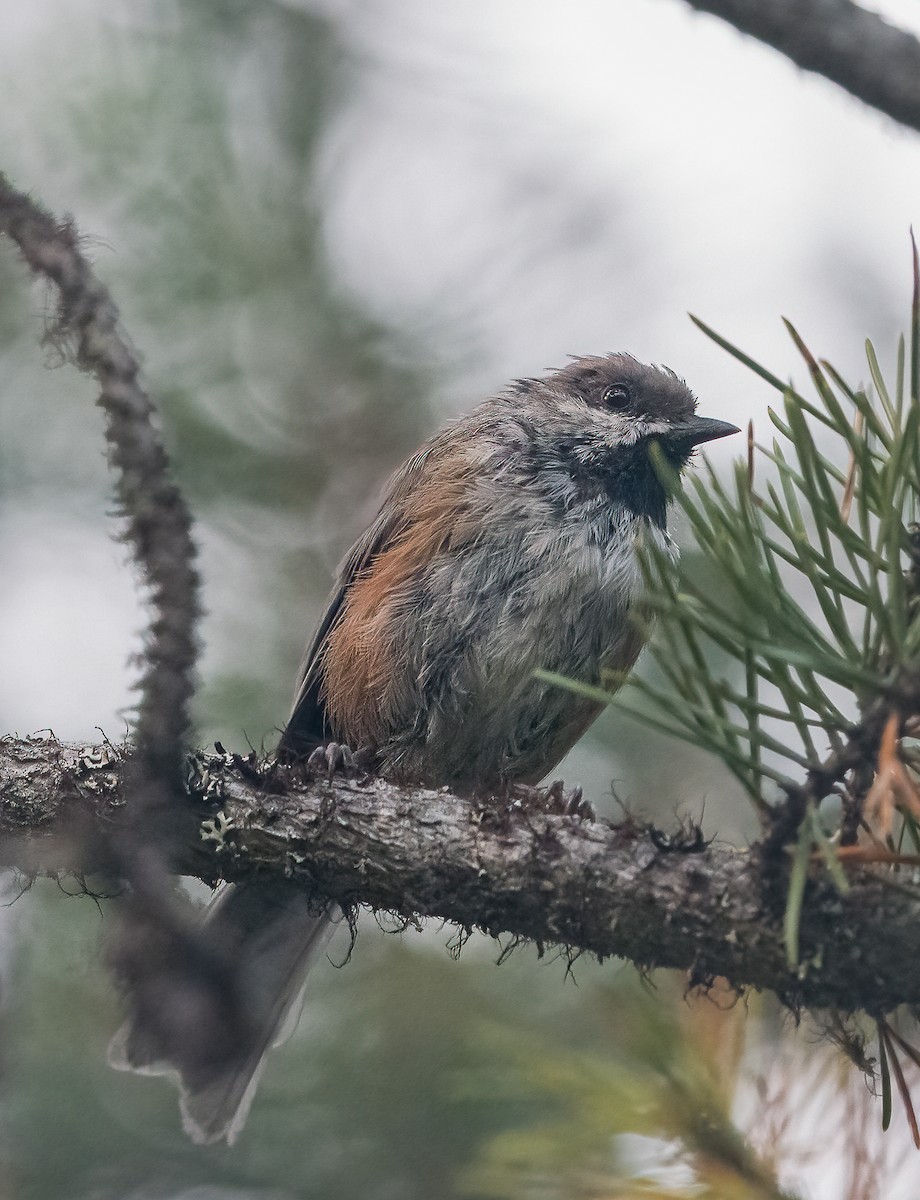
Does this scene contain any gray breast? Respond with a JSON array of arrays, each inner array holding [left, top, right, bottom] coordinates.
[[376, 494, 669, 790]]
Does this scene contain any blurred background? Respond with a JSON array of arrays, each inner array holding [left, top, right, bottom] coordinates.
[[1, 1, 920, 1195]]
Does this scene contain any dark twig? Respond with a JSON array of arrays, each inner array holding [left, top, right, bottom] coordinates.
[[682, 0, 920, 137], [0, 174, 199, 832], [0, 175, 224, 1065]]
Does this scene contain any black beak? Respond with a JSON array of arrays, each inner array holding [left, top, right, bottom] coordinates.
[[665, 416, 740, 447]]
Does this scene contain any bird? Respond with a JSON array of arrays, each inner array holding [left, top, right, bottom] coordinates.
[[110, 353, 739, 1144]]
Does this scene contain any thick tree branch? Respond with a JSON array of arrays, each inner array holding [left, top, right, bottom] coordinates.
[[4, 733, 920, 1016], [682, 0, 920, 136]]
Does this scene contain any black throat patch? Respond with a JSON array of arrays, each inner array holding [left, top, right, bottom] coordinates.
[[567, 439, 689, 528], [605, 441, 670, 527]]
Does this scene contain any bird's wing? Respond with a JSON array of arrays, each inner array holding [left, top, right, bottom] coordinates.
[[276, 448, 430, 758]]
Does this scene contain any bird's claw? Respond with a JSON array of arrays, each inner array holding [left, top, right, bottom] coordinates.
[[307, 742, 357, 778], [512, 779, 595, 821]]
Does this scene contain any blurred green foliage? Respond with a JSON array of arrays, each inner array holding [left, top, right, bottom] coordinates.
[[7, 882, 788, 1200], [1, 0, 434, 742]]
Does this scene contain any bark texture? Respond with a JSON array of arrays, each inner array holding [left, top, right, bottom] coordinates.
[[3, 733, 920, 1016]]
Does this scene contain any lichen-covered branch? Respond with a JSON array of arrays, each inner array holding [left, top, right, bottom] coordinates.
[[682, 0, 920, 136], [4, 733, 920, 1016]]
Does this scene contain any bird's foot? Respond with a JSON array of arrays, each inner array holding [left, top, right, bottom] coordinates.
[[511, 779, 595, 821], [306, 742, 375, 779], [307, 741, 355, 776]]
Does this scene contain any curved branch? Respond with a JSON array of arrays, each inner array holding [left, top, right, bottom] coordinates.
[[683, 0, 920, 135], [4, 733, 920, 1016], [0, 174, 200, 814], [0, 174, 213, 1061]]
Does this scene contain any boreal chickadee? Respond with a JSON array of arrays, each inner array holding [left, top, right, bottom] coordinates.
[[282, 351, 739, 788], [111, 352, 739, 1146]]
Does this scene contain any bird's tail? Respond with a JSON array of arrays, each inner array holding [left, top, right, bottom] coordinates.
[[108, 884, 340, 1145]]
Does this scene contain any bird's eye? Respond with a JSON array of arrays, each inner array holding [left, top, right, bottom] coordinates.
[[602, 384, 631, 407]]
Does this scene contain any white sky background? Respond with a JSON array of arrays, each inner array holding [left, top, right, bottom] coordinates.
[[317, 0, 920, 393], [2, 0, 920, 797]]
